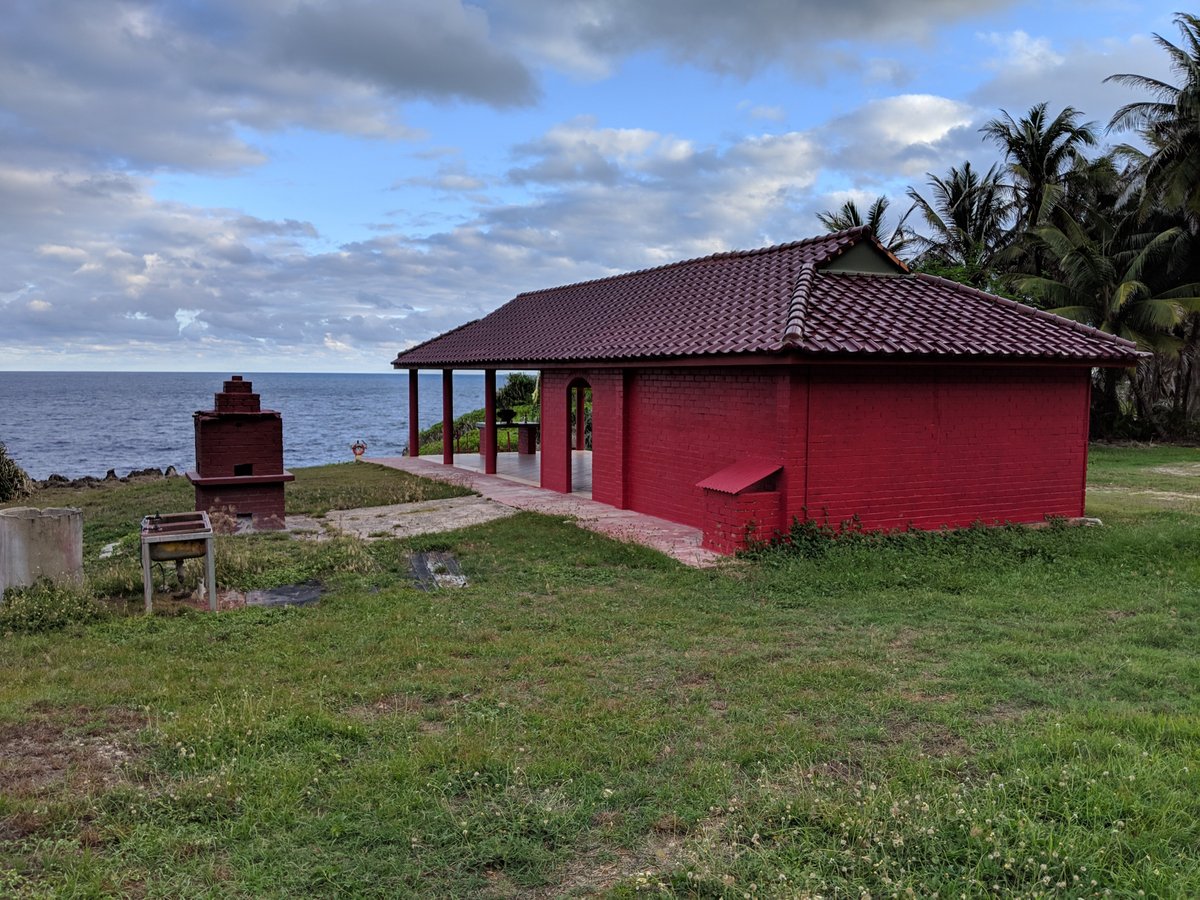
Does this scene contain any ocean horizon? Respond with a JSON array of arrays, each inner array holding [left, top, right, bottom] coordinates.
[[0, 371, 492, 480]]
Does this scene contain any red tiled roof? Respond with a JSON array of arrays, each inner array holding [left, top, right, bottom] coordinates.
[[392, 228, 1142, 368]]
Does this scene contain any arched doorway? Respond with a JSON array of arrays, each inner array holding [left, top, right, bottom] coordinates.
[[566, 378, 592, 495]]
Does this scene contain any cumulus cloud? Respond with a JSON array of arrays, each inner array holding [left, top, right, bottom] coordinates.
[[0, 0, 535, 173], [980, 30, 1066, 74], [970, 31, 1173, 136], [498, 0, 1020, 78], [822, 94, 980, 180]]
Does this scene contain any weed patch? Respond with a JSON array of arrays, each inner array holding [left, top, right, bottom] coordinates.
[[0, 581, 107, 634]]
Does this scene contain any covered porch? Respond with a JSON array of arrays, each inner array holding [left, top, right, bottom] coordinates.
[[403, 367, 593, 496], [447, 449, 593, 496]]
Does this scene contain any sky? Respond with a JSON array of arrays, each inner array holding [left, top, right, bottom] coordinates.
[[0, 0, 1183, 372]]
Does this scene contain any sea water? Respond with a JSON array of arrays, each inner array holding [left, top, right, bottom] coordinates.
[[0, 372, 489, 480]]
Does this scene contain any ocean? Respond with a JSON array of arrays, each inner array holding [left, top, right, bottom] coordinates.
[[0, 372, 490, 480]]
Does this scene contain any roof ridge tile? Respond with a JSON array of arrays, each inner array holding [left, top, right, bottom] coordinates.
[[782, 263, 816, 348]]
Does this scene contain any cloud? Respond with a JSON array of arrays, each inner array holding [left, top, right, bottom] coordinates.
[[822, 94, 980, 180], [498, 0, 1020, 78], [0, 115, 836, 367], [0, 0, 1178, 372], [508, 117, 691, 185], [969, 32, 1174, 136], [862, 58, 915, 87], [738, 101, 787, 122], [0, 0, 536, 173], [271, 0, 537, 107], [980, 30, 1065, 74]]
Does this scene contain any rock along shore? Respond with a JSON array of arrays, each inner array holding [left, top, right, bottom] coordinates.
[[36, 466, 182, 490]]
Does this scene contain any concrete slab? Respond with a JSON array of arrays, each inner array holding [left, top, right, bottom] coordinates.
[[288, 495, 517, 542], [366, 456, 724, 568]]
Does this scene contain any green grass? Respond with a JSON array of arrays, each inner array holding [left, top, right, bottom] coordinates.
[[1, 446, 1198, 896], [1086, 443, 1200, 520]]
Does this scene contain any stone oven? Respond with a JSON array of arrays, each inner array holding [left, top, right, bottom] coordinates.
[[187, 376, 294, 530]]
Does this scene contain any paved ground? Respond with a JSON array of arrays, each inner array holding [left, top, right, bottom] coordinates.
[[287, 495, 517, 542], [366, 456, 724, 568]]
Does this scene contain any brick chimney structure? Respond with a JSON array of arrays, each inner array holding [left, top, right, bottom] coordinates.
[[187, 376, 294, 530]]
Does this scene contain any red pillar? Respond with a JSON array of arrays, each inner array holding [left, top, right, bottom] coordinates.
[[408, 369, 420, 458], [442, 369, 454, 465], [574, 386, 586, 450], [484, 369, 497, 474], [539, 371, 570, 493]]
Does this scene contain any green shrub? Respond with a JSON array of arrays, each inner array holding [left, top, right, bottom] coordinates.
[[0, 440, 33, 503], [0, 579, 107, 634], [496, 372, 537, 409]]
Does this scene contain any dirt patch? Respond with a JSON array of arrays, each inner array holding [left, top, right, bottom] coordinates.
[[977, 701, 1035, 724], [1104, 608, 1137, 621], [0, 708, 144, 800], [539, 832, 688, 898], [880, 712, 969, 758], [894, 689, 957, 703], [1150, 464, 1200, 477], [888, 627, 923, 653], [1090, 486, 1200, 502], [344, 692, 458, 733], [807, 759, 865, 783]]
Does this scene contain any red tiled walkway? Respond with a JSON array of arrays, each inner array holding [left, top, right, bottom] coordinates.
[[366, 456, 723, 568]]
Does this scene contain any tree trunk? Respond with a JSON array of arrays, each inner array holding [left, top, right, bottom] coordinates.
[[1092, 367, 1122, 437], [1175, 314, 1199, 427]]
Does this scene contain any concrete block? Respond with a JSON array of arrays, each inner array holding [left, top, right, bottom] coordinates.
[[0, 507, 84, 597]]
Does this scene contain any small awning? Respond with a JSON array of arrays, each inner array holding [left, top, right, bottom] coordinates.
[[696, 459, 782, 495]]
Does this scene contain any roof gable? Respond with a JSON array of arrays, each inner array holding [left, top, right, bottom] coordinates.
[[392, 228, 1143, 368]]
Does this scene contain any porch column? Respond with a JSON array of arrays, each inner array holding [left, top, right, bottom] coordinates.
[[407, 369, 420, 458], [442, 369, 454, 465], [483, 369, 497, 474], [575, 386, 586, 450]]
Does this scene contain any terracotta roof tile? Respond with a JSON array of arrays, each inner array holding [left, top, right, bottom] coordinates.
[[392, 228, 1143, 368]]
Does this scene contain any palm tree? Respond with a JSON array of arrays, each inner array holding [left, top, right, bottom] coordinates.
[[816, 195, 914, 258], [1107, 12, 1200, 429], [981, 103, 1098, 234], [1016, 209, 1200, 432], [904, 162, 1014, 286], [1106, 12, 1200, 219]]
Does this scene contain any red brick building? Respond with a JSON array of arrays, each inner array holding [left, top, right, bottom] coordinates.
[[392, 228, 1142, 554]]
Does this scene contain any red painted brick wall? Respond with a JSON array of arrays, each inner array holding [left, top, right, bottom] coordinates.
[[195, 485, 286, 530], [539, 370, 573, 494], [622, 367, 784, 528], [701, 489, 785, 554], [539, 363, 1090, 546], [540, 369, 625, 501], [194, 415, 286, 477], [803, 365, 1089, 530]]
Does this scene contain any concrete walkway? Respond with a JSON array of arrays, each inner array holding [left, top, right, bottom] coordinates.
[[366, 456, 723, 568]]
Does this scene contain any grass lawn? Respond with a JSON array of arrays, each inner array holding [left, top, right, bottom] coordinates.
[[1, 449, 1198, 897]]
